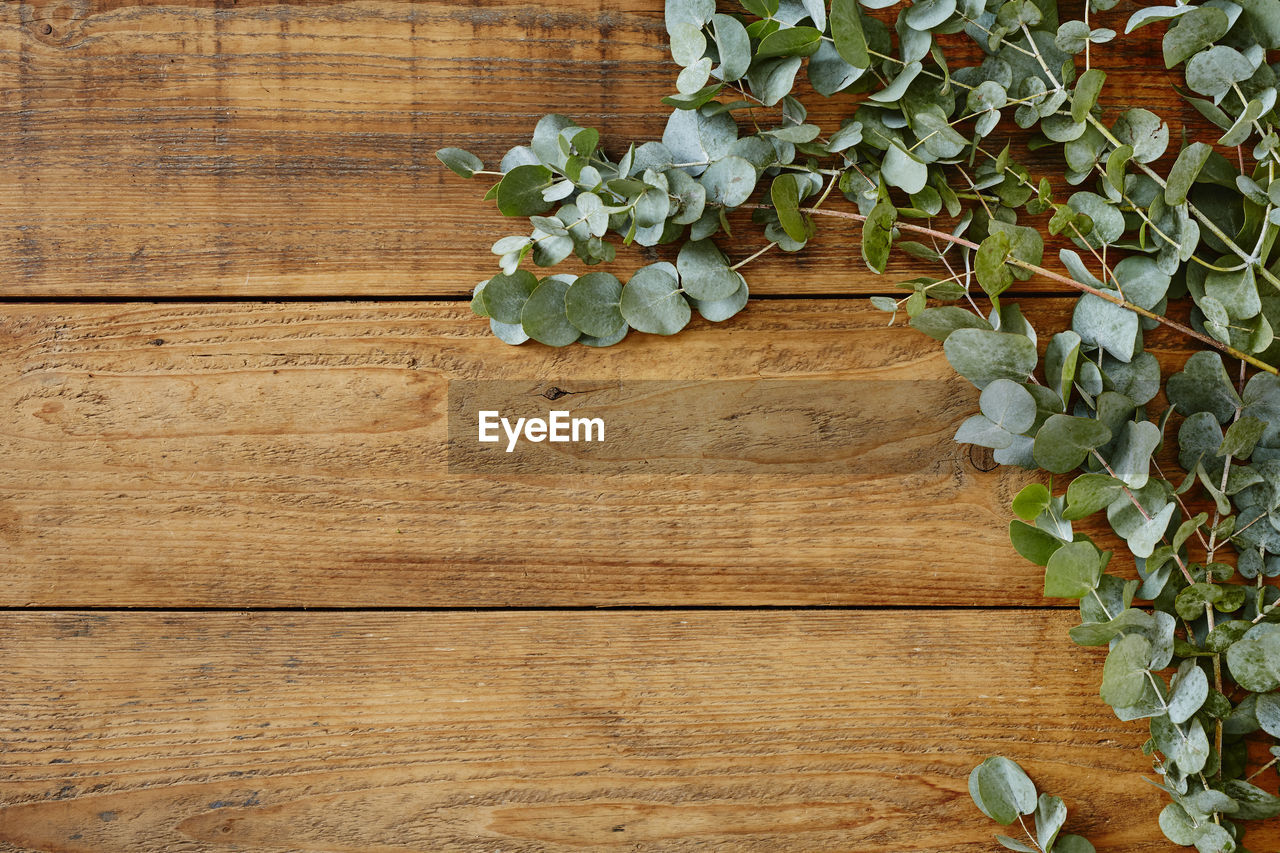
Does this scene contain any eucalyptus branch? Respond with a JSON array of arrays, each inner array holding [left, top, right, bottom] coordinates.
[[740, 202, 1279, 375], [443, 3, 1280, 847]]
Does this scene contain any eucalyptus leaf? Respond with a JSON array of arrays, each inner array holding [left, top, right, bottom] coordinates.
[[969, 757, 1038, 825], [1100, 633, 1153, 708], [1034, 415, 1113, 474], [1226, 622, 1280, 692], [910, 306, 992, 341], [677, 239, 741, 301], [521, 276, 581, 347], [482, 270, 540, 324], [489, 318, 530, 346], [1113, 109, 1169, 164], [691, 273, 749, 322], [700, 156, 758, 207], [1185, 45, 1256, 100], [1164, 6, 1232, 69], [882, 142, 929, 194], [565, 272, 626, 339], [771, 173, 809, 242], [831, 0, 871, 68], [980, 379, 1037, 434], [436, 147, 484, 178], [620, 264, 691, 336], [1168, 351, 1243, 423], [861, 200, 898, 274], [1064, 473, 1124, 520], [1167, 661, 1209, 724], [497, 164, 555, 217], [1044, 540, 1103, 598], [1166, 142, 1214, 206], [943, 329, 1038, 389]]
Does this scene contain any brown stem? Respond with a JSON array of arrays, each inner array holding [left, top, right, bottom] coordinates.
[[739, 203, 1280, 376]]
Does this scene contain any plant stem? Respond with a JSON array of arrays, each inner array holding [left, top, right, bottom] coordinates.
[[731, 242, 776, 271]]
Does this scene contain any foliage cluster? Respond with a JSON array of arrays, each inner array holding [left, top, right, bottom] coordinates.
[[440, 0, 1280, 848]]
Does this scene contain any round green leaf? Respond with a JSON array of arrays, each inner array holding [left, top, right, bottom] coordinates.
[[979, 379, 1037, 434], [903, 0, 956, 31], [1159, 803, 1204, 846], [1012, 483, 1051, 521], [496, 164, 555, 217], [1185, 45, 1255, 99], [968, 756, 1038, 826], [1113, 108, 1169, 164], [691, 273, 748, 322], [1052, 835, 1095, 853], [489, 318, 530, 346], [1167, 351, 1243, 423], [1073, 293, 1138, 363], [700, 155, 758, 207], [677, 58, 714, 95], [565, 272, 626, 338], [662, 107, 738, 175], [620, 264, 692, 335], [1067, 192, 1125, 247], [1043, 540, 1103, 599], [942, 329, 1037, 389], [1162, 6, 1231, 68], [482, 270, 539, 324], [669, 22, 707, 66], [1227, 622, 1280, 693], [665, 0, 715, 32], [579, 324, 630, 348], [678, 239, 740, 301], [521, 276, 581, 347], [882, 141, 928, 194], [1100, 633, 1152, 707], [1055, 20, 1091, 53], [1033, 415, 1113, 474]]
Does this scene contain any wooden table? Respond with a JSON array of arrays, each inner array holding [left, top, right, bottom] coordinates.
[[1, 2, 1273, 850]]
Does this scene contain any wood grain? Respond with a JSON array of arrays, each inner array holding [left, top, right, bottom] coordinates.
[[0, 0, 1206, 298], [3, 609, 1256, 853], [1, 297, 1196, 608]]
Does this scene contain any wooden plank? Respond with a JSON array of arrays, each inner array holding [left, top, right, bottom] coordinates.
[[0, 1, 1197, 297], [2, 609, 1252, 852], [0, 298, 1194, 608]]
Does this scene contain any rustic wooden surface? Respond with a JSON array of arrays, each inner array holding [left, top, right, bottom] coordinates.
[[0, 0, 1197, 297], [1, 298, 1157, 608], [0, 610, 1240, 853], [0, 0, 1267, 850]]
